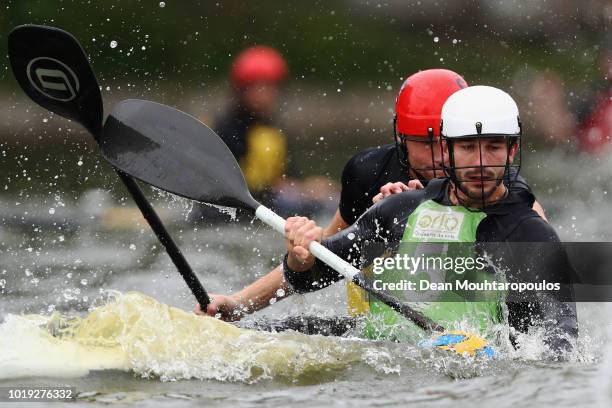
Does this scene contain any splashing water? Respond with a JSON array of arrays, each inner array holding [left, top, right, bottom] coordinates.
[[0, 291, 599, 387], [0, 292, 369, 383]]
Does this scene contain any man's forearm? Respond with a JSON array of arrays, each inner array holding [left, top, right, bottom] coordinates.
[[322, 209, 349, 238], [229, 211, 349, 316], [232, 265, 293, 314]]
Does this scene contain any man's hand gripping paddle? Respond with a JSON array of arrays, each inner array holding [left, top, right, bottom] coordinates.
[[97, 98, 495, 357], [7, 25, 211, 309]]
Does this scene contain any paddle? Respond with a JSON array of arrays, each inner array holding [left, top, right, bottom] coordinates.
[[99, 99, 495, 342], [7, 25, 211, 309]]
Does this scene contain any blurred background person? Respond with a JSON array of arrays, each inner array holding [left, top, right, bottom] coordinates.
[[526, 33, 612, 154], [575, 34, 612, 154], [191, 45, 288, 223], [191, 45, 337, 223], [526, 71, 577, 146], [220, 45, 288, 201]]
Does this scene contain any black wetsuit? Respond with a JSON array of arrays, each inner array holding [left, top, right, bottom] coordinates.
[[285, 178, 578, 352], [339, 144, 528, 225]]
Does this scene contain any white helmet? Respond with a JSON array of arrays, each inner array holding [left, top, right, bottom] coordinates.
[[441, 85, 521, 138]]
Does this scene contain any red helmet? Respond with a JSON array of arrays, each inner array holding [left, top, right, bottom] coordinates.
[[395, 69, 468, 137], [231, 46, 288, 88]]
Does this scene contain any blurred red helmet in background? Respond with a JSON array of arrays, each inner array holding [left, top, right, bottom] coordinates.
[[231, 46, 288, 88]]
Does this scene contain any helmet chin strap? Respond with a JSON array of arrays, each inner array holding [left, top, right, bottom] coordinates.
[[394, 118, 438, 183], [393, 115, 410, 170]]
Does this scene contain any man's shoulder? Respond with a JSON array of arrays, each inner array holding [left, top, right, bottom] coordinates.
[[508, 213, 559, 242], [344, 143, 396, 170], [342, 144, 403, 184], [349, 143, 396, 160], [339, 144, 408, 225], [370, 187, 429, 217]]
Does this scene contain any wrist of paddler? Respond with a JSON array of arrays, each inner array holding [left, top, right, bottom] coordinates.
[[201, 292, 252, 321], [287, 250, 315, 272], [228, 292, 253, 317]]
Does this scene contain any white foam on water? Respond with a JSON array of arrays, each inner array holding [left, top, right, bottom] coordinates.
[[0, 313, 128, 379], [0, 291, 368, 383]]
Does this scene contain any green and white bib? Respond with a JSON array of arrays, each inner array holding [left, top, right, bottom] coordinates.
[[362, 200, 502, 341]]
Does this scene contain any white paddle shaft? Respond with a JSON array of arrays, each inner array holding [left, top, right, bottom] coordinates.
[[255, 205, 359, 280]]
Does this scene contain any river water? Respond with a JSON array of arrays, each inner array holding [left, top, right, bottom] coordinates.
[[1, 149, 612, 407]]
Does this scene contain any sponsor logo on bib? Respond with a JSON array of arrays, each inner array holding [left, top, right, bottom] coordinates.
[[413, 208, 464, 240]]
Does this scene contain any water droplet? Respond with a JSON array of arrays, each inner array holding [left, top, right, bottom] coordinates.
[[63, 290, 77, 301], [129, 243, 136, 251], [433, 36, 439, 43], [48, 207, 55, 214], [159, 1, 166, 7], [77, 159, 83, 166], [110, 40, 118, 48], [276, 288, 285, 297], [347, 232, 355, 240]]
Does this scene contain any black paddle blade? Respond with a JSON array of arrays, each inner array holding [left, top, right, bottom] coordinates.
[[99, 99, 260, 212], [8, 25, 103, 136]]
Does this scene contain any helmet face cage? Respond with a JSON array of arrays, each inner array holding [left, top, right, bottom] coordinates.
[[393, 115, 442, 183], [440, 129, 522, 208]]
